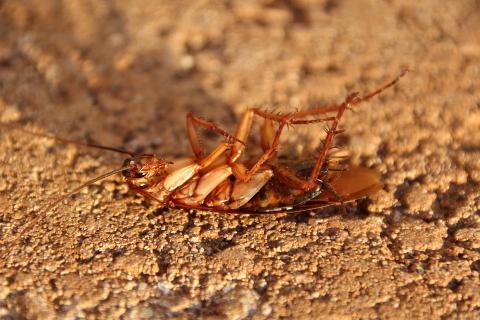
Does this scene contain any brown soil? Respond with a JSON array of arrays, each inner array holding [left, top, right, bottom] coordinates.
[[1, 1, 480, 319]]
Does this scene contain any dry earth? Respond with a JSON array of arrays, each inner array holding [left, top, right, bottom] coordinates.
[[1, 1, 480, 319]]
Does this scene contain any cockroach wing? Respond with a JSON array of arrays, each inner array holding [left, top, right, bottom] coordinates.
[[265, 165, 383, 214], [316, 165, 383, 202]]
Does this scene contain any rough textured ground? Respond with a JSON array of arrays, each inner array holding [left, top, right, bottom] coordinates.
[[1, 1, 479, 319]]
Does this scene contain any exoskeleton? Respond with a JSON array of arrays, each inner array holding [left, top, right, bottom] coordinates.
[[120, 71, 407, 213], [10, 71, 406, 241]]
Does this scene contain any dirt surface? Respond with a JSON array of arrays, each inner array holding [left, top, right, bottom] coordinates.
[[1, 1, 480, 319]]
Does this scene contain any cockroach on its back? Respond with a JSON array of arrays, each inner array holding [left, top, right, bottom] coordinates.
[[8, 71, 407, 239], [118, 70, 406, 213]]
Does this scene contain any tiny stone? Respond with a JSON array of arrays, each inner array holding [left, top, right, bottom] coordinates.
[[368, 189, 395, 212], [104, 181, 116, 192], [454, 227, 480, 248], [261, 303, 272, 316], [394, 218, 447, 252], [0, 103, 22, 123], [402, 183, 436, 213], [179, 55, 195, 70], [0, 180, 9, 192]]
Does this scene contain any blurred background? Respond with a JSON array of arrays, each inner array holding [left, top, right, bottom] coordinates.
[[2, 1, 478, 157], [1, 1, 480, 319]]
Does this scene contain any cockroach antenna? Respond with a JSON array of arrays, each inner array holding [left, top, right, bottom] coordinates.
[[0, 122, 137, 156], [8, 165, 132, 244]]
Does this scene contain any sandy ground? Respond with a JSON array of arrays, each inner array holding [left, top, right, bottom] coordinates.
[[1, 1, 480, 319]]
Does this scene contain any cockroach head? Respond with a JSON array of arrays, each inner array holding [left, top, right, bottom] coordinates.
[[122, 155, 169, 184]]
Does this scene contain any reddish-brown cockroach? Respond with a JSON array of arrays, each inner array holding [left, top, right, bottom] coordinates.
[[8, 71, 407, 239]]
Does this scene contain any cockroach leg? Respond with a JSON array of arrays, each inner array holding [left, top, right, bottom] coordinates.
[[321, 180, 344, 203], [229, 108, 255, 162], [272, 164, 313, 190], [198, 142, 231, 168], [186, 112, 242, 160], [130, 186, 167, 205], [352, 69, 408, 104], [305, 97, 350, 189], [289, 117, 336, 125], [304, 71, 408, 189], [259, 115, 335, 150], [280, 70, 409, 120], [229, 108, 290, 162], [260, 118, 275, 151], [230, 107, 326, 162], [233, 70, 409, 189], [231, 117, 287, 182], [231, 108, 336, 183], [240, 121, 287, 181]]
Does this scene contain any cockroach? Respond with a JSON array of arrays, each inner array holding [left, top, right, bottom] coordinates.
[[7, 71, 407, 240]]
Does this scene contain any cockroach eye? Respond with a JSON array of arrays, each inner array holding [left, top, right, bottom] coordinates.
[[123, 158, 133, 167], [135, 172, 147, 178], [122, 158, 142, 178]]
